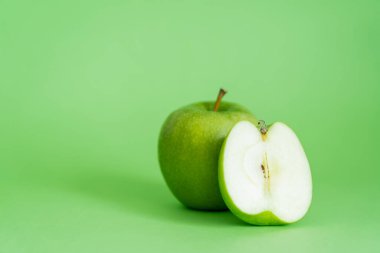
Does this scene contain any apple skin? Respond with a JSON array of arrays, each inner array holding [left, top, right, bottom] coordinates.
[[158, 101, 257, 211], [218, 130, 288, 225]]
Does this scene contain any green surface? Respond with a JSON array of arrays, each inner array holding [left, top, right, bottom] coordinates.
[[1, 0, 379, 252]]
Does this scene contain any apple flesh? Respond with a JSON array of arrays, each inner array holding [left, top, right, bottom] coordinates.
[[219, 121, 312, 224], [159, 101, 257, 211]]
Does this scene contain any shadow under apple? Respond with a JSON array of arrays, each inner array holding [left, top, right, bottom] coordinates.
[[56, 167, 246, 227]]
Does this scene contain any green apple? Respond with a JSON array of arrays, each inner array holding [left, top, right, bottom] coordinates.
[[158, 89, 257, 210], [219, 120, 312, 224]]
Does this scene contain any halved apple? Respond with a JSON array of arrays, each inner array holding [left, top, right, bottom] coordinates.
[[219, 121, 312, 225]]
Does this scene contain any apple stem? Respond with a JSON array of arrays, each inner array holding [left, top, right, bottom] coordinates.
[[213, 88, 227, 112], [258, 120, 268, 134]]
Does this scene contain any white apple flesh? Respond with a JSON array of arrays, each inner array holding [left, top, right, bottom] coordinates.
[[219, 121, 312, 225]]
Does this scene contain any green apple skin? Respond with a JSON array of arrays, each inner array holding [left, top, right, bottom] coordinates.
[[158, 101, 257, 211], [218, 136, 288, 225]]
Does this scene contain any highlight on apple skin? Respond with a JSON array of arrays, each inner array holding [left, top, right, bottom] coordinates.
[[219, 120, 312, 225]]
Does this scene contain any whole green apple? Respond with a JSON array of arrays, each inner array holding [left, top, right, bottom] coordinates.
[[158, 89, 257, 210]]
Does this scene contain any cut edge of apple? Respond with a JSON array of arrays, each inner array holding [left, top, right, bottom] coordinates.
[[219, 121, 312, 225]]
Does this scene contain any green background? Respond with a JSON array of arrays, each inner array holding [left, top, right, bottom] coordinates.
[[1, 0, 379, 252]]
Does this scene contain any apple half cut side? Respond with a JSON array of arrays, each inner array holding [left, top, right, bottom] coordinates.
[[219, 121, 312, 225]]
